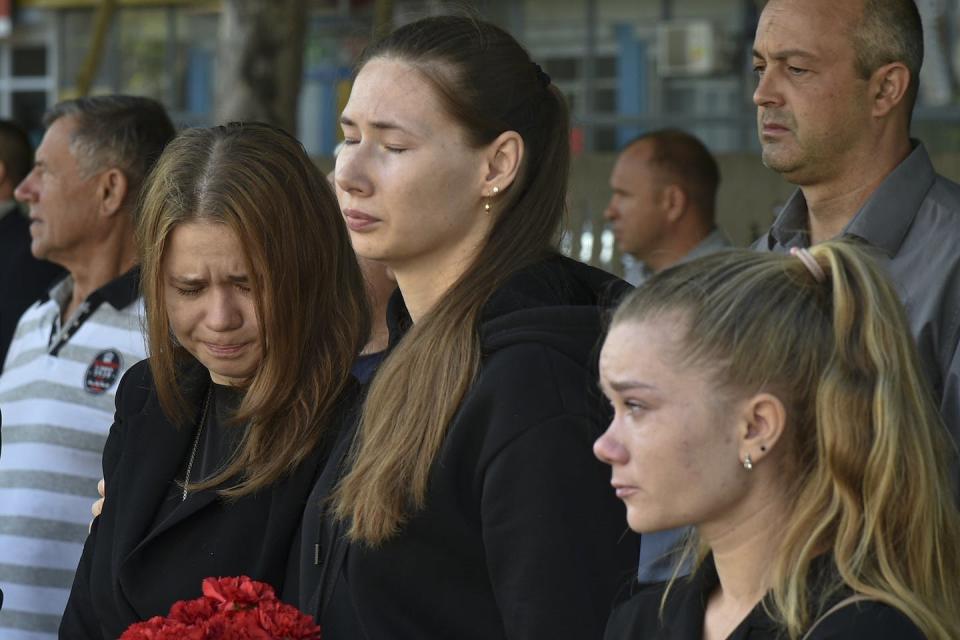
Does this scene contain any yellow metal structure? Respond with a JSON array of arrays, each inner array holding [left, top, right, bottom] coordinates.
[[20, 0, 217, 8]]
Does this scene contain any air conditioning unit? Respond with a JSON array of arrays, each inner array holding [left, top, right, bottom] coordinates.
[[656, 21, 727, 77]]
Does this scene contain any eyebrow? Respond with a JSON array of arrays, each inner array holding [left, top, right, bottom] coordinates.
[[339, 115, 416, 135], [598, 379, 657, 393], [169, 274, 250, 286], [752, 48, 819, 62]]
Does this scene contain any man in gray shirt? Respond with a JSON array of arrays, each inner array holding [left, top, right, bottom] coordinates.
[[753, 0, 960, 478], [604, 129, 731, 286]]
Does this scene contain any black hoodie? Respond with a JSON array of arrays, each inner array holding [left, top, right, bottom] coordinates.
[[297, 254, 640, 640]]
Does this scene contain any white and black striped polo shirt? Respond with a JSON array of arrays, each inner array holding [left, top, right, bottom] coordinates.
[[0, 268, 146, 639]]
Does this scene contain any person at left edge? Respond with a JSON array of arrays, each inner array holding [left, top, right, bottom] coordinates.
[[0, 119, 65, 368], [0, 96, 174, 640], [60, 122, 369, 639]]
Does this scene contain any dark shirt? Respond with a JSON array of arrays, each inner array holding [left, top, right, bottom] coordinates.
[[151, 383, 246, 528], [605, 555, 924, 639], [0, 203, 65, 369], [349, 351, 385, 385], [755, 143, 960, 490]]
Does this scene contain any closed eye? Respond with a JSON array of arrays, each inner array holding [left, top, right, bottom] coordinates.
[[625, 400, 649, 415]]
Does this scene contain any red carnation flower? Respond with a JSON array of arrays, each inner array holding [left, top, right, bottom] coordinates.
[[121, 576, 320, 640]]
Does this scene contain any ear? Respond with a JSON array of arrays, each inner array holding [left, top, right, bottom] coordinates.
[[480, 130, 524, 197], [97, 168, 129, 217], [870, 61, 910, 119], [661, 184, 688, 223], [737, 391, 787, 466]]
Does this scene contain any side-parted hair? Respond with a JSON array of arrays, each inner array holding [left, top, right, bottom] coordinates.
[[0, 119, 33, 186], [611, 241, 960, 640], [138, 122, 370, 497], [624, 128, 720, 223], [332, 15, 571, 545], [851, 0, 923, 118], [44, 95, 175, 214]]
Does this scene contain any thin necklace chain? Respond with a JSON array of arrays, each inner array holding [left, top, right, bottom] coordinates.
[[182, 385, 213, 501]]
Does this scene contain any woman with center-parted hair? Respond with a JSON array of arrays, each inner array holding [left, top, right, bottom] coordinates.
[[60, 123, 370, 639], [291, 14, 639, 640], [596, 242, 960, 639]]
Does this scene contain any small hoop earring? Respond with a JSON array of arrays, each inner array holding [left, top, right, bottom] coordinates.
[[484, 202, 491, 213], [492, 186, 500, 195], [742, 454, 753, 471]]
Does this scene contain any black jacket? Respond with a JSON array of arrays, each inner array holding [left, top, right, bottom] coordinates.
[[604, 555, 925, 639], [298, 255, 640, 640], [60, 358, 359, 639], [0, 207, 64, 368]]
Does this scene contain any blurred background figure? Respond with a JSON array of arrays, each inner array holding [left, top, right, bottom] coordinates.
[[0, 119, 64, 369], [604, 129, 730, 286], [0, 96, 174, 640]]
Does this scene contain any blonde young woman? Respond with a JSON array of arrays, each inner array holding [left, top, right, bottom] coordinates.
[[293, 15, 638, 640], [62, 123, 369, 638], [596, 242, 960, 640]]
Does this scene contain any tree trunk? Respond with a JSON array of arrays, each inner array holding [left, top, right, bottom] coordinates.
[[215, 0, 307, 134]]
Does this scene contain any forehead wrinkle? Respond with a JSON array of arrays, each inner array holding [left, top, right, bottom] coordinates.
[[349, 59, 445, 138], [759, 0, 862, 53]]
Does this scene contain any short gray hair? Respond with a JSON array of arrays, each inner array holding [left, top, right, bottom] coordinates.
[[43, 95, 176, 202], [851, 0, 923, 115]]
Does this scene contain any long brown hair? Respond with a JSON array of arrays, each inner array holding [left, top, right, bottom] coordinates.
[[138, 122, 369, 497], [611, 241, 960, 639], [332, 15, 571, 544]]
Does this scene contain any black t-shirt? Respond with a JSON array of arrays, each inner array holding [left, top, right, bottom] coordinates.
[[604, 554, 925, 640], [151, 383, 246, 528]]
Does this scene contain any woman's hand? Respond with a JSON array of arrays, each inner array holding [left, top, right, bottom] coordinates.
[[89, 479, 105, 532]]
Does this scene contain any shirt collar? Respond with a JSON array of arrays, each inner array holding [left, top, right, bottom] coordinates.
[[0, 199, 19, 222], [98, 266, 141, 309], [660, 554, 782, 639], [45, 266, 141, 310], [844, 142, 935, 256], [682, 228, 731, 263], [768, 142, 935, 257], [657, 554, 717, 638]]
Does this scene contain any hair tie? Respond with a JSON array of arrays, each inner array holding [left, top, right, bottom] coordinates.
[[533, 63, 551, 89], [790, 247, 826, 283]]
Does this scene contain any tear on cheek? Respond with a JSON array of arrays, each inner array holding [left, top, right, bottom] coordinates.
[[678, 439, 708, 479]]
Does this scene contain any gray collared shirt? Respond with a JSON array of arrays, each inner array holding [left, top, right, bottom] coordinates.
[[756, 143, 960, 484], [624, 227, 733, 286]]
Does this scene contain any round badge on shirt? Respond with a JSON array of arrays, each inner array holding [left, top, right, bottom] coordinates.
[[84, 349, 123, 394]]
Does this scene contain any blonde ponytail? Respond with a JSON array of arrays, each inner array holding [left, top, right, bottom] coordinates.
[[612, 240, 960, 639]]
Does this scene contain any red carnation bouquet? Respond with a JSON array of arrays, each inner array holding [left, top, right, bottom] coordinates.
[[120, 576, 321, 640]]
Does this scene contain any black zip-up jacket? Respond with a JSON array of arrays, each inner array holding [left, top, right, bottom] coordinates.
[[295, 254, 640, 640]]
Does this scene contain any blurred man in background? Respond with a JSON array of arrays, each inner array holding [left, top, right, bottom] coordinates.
[[604, 128, 730, 285]]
